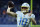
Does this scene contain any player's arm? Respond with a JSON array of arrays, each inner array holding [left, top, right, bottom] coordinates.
[[30, 18, 36, 25], [30, 14, 37, 25], [7, 7, 17, 17], [7, 1, 17, 17]]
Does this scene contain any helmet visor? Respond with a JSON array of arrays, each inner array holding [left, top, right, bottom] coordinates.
[[21, 7, 28, 9]]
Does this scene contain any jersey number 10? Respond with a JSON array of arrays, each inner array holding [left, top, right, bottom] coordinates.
[[19, 18, 28, 25]]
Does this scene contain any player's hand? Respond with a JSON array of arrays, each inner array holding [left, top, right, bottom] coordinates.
[[8, 1, 14, 9], [7, 1, 14, 12]]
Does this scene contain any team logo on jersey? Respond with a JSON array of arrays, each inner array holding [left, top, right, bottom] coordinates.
[[28, 13, 31, 16]]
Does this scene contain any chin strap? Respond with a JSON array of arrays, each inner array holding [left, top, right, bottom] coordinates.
[[23, 12, 29, 14]]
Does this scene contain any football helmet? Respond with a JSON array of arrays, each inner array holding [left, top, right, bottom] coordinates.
[[21, 3, 30, 13]]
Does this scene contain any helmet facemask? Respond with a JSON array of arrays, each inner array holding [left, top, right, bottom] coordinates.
[[21, 7, 29, 13]]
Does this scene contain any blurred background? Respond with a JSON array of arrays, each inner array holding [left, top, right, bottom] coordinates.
[[0, 0, 30, 25], [0, 0, 40, 26], [33, 0, 40, 25]]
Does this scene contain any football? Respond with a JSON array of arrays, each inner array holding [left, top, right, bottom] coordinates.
[[8, 1, 14, 8]]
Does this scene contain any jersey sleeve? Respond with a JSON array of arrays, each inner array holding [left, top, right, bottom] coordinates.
[[31, 14, 35, 19], [16, 11, 20, 15]]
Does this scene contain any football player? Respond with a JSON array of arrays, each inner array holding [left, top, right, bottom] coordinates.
[[7, 2, 36, 27]]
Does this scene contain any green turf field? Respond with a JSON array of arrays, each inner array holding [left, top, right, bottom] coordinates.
[[31, 22, 40, 27]]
